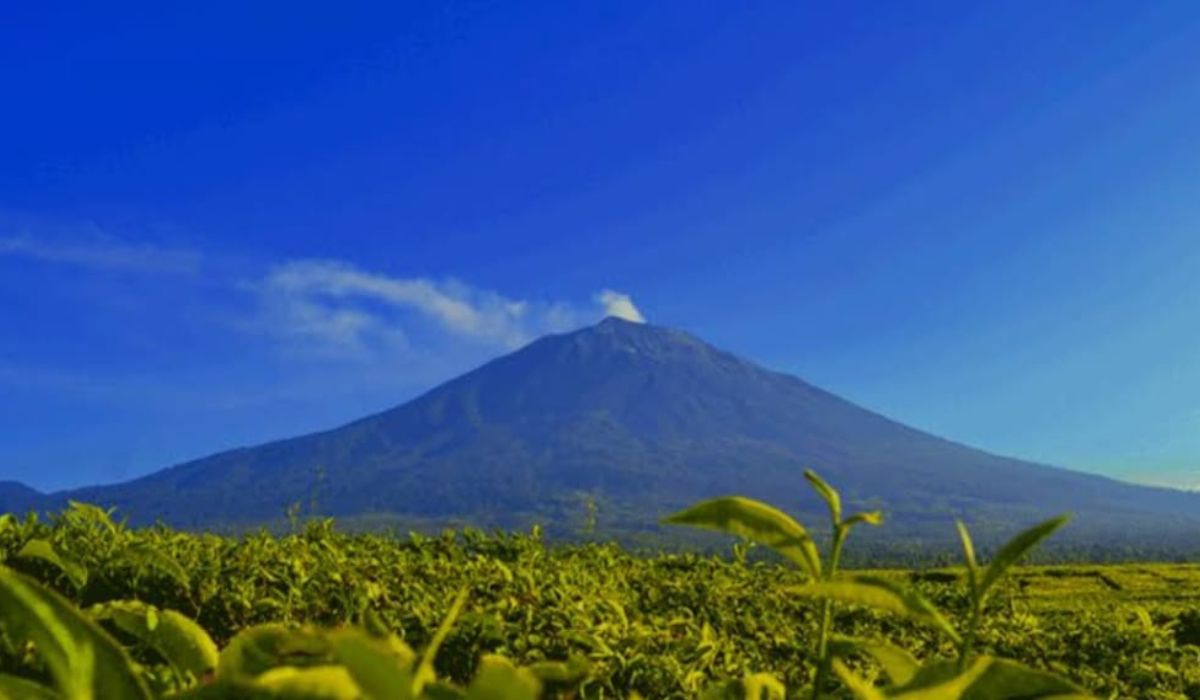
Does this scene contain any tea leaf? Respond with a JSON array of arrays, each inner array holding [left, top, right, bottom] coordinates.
[[843, 510, 884, 528], [89, 600, 218, 681], [955, 657, 1092, 699], [789, 576, 960, 643], [330, 627, 416, 700], [955, 521, 979, 596], [413, 586, 469, 694], [16, 539, 88, 590], [217, 624, 331, 680], [664, 496, 822, 578], [830, 636, 920, 686], [0, 673, 61, 700], [0, 566, 150, 699], [464, 655, 540, 700], [804, 469, 842, 525], [889, 656, 993, 699], [253, 664, 361, 699], [977, 515, 1070, 603], [831, 659, 885, 700]]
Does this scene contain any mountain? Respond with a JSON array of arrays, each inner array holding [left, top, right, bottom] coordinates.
[[6, 317, 1200, 552]]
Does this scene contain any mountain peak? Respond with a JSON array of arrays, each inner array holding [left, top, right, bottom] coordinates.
[[25, 319, 1200, 553]]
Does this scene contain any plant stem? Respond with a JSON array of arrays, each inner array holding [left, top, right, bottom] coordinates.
[[811, 526, 847, 700], [958, 602, 982, 672]]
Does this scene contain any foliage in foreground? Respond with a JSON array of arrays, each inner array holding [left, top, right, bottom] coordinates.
[[664, 471, 1091, 698], [0, 491, 1197, 698]]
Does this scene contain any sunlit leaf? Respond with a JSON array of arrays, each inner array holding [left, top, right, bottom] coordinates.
[[830, 636, 920, 686], [253, 665, 361, 699], [843, 511, 884, 528], [330, 627, 416, 700], [89, 600, 218, 681], [955, 521, 978, 597], [0, 566, 150, 699], [955, 658, 1092, 699], [217, 624, 331, 680], [888, 657, 993, 699], [977, 515, 1070, 603], [664, 496, 822, 578], [831, 659, 885, 700], [804, 470, 842, 526], [464, 655, 540, 700], [788, 576, 960, 643]]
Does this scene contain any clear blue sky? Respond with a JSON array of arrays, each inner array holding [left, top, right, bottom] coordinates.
[[3, 2, 1199, 492]]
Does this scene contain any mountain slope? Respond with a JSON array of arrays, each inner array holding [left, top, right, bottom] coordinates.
[[10, 318, 1200, 549]]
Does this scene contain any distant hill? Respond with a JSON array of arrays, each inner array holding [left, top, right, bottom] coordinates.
[[7, 317, 1200, 553]]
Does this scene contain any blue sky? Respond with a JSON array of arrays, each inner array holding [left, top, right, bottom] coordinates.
[[2, 2, 1200, 492]]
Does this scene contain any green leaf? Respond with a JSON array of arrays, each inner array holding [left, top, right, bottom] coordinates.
[[956, 658, 1092, 699], [977, 515, 1070, 603], [89, 600, 218, 681], [464, 655, 540, 700], [830, 637, 920, 686], [888, 657, 994, 699], [253, 665, 361, 699], [63, 502, 117, 534], [843, 511, 884, 528], [741, 673, 786, 699], [804, 469, 842, 525], [663, 496, 822, 578], [955, 521, 979, 598], [16, 539, 88, 590], [0, 673, 61, 700], [700, 673, 786, 700], [831, 660, 885, 700], [523, 655, 589, 684], [122, 541, 191, 590], [413, 587, 469, 695], [0, 565, 150, 699], [216, 624, 331, 680], [788, 576, 960, 643], [330, 627, 417, 700]]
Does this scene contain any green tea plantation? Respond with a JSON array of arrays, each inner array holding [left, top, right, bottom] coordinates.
[[0, 474, 1197, 698]]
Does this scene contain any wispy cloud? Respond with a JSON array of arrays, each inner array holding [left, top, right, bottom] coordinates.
[[253, 259, 643, 360], [0, 232, 201, 274]]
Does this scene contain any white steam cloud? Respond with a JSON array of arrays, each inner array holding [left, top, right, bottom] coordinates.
[[596, 289, 646, 323]]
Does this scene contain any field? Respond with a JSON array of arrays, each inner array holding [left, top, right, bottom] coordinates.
[[1, 499, 1198, 699]]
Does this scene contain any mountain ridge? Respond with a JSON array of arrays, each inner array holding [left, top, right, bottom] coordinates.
[[6, 317, 1200, 552]]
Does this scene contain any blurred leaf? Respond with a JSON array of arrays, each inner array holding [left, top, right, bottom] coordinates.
[[217, 624, 331, 680], [253, 665, 361, 699], [789, 576, 960, 643], [16, 540, 87, 590], [413, 587, 469, 695], [0, 565, 150, 699], [830, 636, 920, 686], [0, 673, 61, 700], [804, 470, 842, 526], [330, 627, 416, 700], [89, 600, 218, 681], [464, 655, 540, 700]]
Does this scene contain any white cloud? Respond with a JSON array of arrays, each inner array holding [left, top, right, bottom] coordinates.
[[0, 233, 200, 273], [595, 289, 646, 323], [255, 259, 601, 358]]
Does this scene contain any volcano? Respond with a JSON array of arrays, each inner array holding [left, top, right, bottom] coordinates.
[[9, 317, 1200, 552]]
